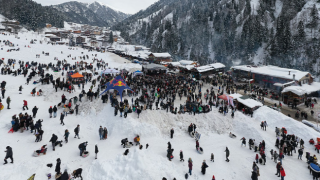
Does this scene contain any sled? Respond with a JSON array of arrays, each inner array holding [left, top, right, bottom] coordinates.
[[82, 151, 89, 158], [310, 139, 315, 145], [189, 132, 195, 138], [37, 92, 39, 96], [8, 128, 13, 133], [310, 163, 320, 173], [197, 147, 203, 154], [33, 150, 46, 157], [125, 142, 133, 148]]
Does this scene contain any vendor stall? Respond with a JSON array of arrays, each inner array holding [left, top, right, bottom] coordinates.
[[70, 72, 84, 84]]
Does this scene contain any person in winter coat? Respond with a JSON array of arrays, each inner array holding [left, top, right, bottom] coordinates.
[[19, 85, 23, 94], [280, 166, 286, 180], [255, 154, 259, 163], [124, 106, 128, 118], [196, 140, 199, 150], [180, 150, 184, 161], [188, 158, 193, 175], [6, 96, 10, 109], [211, 153, 214, 162], [103, 127, 108, 139], [225, 147, 230, 162], [74, 125, 80, 139], [168, 142, 172, 150], [60, 113, 65, 125], [23, 100, 28, 110], [3, 146, 13, 164], [170, 128, 174, 139], [63, 106, 69, 117], [53, 105, 58, 118], [78, 142, 87, 156], [99, 126, 103, 140], [32, 106, 38, 118], [275, 162, 281, 177], [121, 138, 128, 148], [240, 137, 246, 147], [261, 153, 266, 165], [95, 144, 99, 159], [49, 134, 58, 151], [298, 148, 303, 160], [48, 106, 53, 118], [201, 160, 209, 175], [75, 104, 79, 115], [55, 158, 61, 174], [64, 130, 69, 143], [60, 169, 69, 180], [273, 151, 278, 163], [251, 171, 258, 180]]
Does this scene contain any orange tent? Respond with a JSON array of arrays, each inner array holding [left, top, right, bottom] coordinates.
[[71, 72, 84, 78]]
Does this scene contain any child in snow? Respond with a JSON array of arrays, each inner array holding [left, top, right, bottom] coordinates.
[[211, 153, 214, 162]]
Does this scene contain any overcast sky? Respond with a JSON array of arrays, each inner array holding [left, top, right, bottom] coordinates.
[[34, 0, 159, 14]]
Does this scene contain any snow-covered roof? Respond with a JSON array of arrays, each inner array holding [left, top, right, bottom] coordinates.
[[179, 65, 194, 70], [143, 63, 167, 70], [151, 53, 171, 58], [281, 82, 320, 96], [209, 63, 225, 69], [168, 62, 180, 66], [237, 98, 263, 108], [232, 65, 309, 81], [229, 93, 243, 100], [179, 60, 196, 65], [196, 65, 215, 73]]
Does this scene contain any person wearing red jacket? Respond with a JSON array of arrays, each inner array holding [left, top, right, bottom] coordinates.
[[255, 154, 259, 163], [23, 100, 28, 110], [280, 166, 286, 180], [279, 151, 283, 164], [212, 175, 215, 180]]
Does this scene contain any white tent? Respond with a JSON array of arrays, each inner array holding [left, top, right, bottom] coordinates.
[[101, 69, 120, 75]]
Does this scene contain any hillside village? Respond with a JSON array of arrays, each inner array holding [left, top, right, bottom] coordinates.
[[1, 9, 320, 180]]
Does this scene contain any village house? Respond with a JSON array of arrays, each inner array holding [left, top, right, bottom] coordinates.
[[76, 36, 86, 44], [135, 46, 143, 51], [148, 53, 172, 63]]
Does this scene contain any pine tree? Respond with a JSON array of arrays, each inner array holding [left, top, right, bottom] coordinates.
[[109, 31, 114, 44], [309, 4, 319, 29], [297, 20, 305, 40]]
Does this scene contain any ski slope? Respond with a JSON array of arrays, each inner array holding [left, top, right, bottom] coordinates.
[[0, 31, 319, 180]]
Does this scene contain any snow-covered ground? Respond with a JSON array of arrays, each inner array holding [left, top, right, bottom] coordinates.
[[0, 31, 319, 180]]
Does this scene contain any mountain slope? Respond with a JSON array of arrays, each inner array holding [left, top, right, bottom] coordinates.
[[0, 0, 64, 30], [51, 1, 130, 27], [113, 0, 320, 76]]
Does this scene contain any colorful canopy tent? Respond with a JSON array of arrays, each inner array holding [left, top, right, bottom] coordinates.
[[133, 70, 143, 77], [70, 72, 83, 78], [99, 75, 133, 101], [218, 94, 235, 106]]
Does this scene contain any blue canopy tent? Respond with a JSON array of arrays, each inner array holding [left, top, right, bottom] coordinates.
[[99, 75, 133, 101], [133, 70, 143, 77]]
